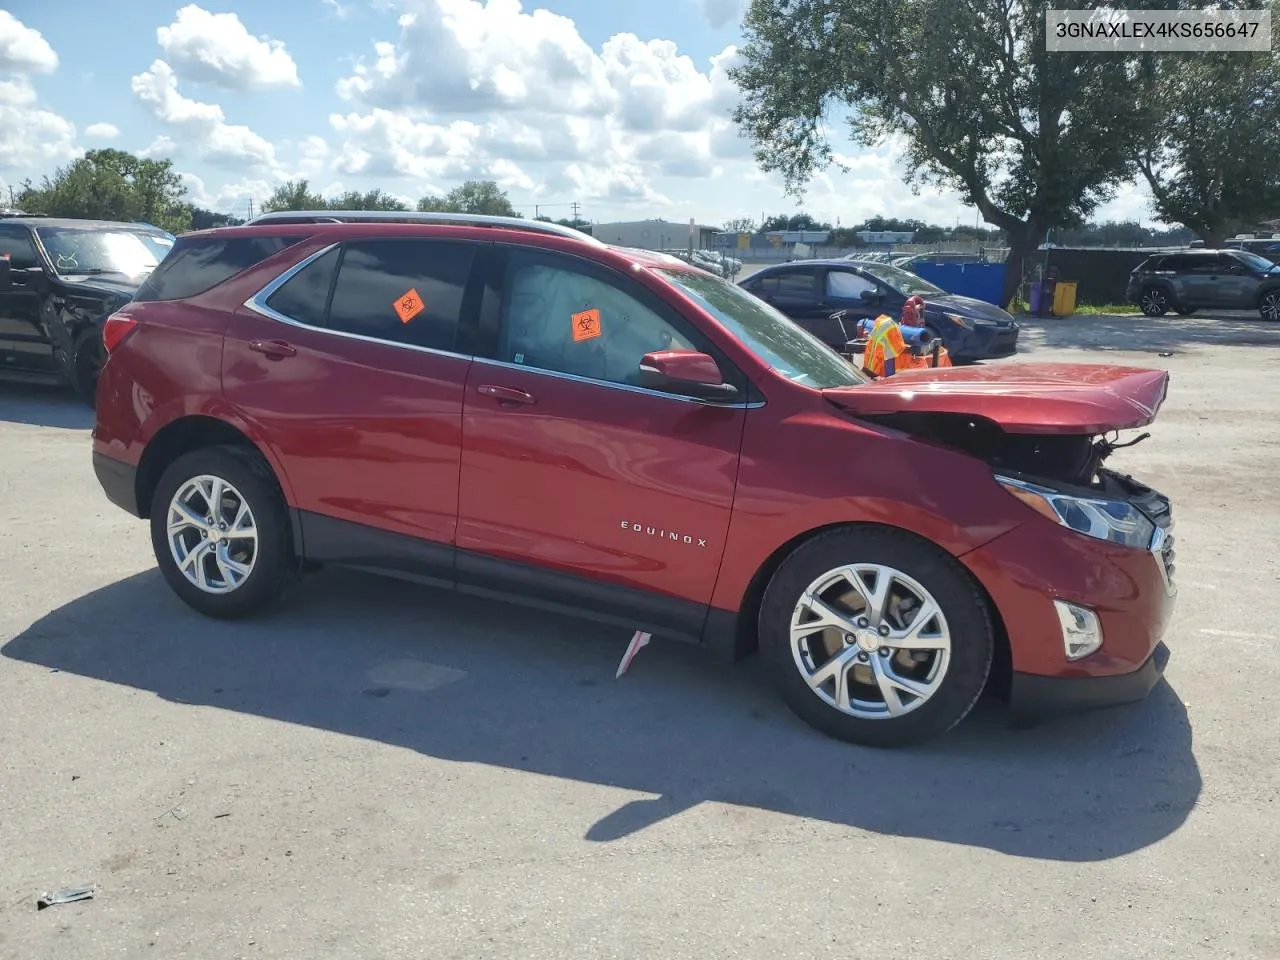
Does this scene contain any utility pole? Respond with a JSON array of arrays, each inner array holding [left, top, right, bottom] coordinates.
[[247, 197, 254, 220], [570, 200, 580, 222]]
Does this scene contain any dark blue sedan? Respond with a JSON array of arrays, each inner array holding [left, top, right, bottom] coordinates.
[[738, 259, 1020, 363]]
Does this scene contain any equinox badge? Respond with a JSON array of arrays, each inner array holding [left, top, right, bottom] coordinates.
[[620, 521, 708, 548]]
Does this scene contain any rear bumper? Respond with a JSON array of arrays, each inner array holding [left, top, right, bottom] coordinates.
[[1010, 641, 1170, 718], [93, 450, 140, 517]]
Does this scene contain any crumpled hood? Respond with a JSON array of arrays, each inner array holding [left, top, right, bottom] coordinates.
[[58, 275, 142, 299], [823, 362, 1170, 435]]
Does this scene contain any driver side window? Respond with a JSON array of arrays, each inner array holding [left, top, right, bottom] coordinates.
[[498, 250, 700, 388], [0, 226, 39, 270], [825, 270, 876, 299]]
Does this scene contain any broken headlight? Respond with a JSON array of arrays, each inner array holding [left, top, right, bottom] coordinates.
[[995, 475, 1156, 549]]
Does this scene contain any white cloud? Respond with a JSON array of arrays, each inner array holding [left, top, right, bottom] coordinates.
[[85, 122, 120, 140], [179, 170, 273, 216], [0, 10, 58, 74], [0, 76, 77, 170], [322, 0, 353, 18], [158, 4, 301, 91], [132, 60, 280, 173]]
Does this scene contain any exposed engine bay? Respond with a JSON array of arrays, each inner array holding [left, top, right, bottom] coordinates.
[[859, 411, 1151, 490]]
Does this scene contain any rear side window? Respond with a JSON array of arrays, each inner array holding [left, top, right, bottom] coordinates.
[[0, 225, 39, 269], [325, 239, 474, 352], [135, 235, 299, 302], [776, 269, 816, 298]]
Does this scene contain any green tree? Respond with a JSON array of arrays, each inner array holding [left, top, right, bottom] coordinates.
[[189, 207, 244, 230], [326, 188, 408, 211], [1137, 45, 1280, 247], [731, 0, 1153, 303], [417, 180, 520, 217], [17, 149, 191, 233], [262, 178, 327, 213]]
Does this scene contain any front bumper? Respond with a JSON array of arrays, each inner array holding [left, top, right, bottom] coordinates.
[[93, 450, 141, 517], [1010, 641, 1170, 718], [946, 322, 1020, 361]]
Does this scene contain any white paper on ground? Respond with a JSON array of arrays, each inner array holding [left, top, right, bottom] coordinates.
[[615, 630, 652, 678]]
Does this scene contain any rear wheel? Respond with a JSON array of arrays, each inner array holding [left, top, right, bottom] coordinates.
[[1260, 290, 1280, 322], [149, 445, 294, 618], [70, 326, 105, 407], [1140, 287, 1170, 317], [758, 527, 994, 748]]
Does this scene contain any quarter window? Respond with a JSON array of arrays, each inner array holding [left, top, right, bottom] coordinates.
[[326, 239, 473, 352], [265, 247, 339, 327], [498, 249, 706, 388]]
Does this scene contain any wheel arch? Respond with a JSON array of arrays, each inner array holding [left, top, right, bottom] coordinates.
[[705, 519, 1012, 696], [136, 416, 282, 521]]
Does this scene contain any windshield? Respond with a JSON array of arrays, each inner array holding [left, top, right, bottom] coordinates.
[[35, 227, 175, 279], [1232, 250, 1277, 272], [658, 268, 866, 389], [853, 261, 945, 296]]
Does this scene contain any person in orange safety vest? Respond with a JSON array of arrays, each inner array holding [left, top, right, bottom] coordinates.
[[854, 295, 951, 378]]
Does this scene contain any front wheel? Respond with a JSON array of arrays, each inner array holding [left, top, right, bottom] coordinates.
[[758, 527, 994, 748], [149, 445, 294, 618], [1140, 287, 1170, 317], [1260, 290, 1280, 322]]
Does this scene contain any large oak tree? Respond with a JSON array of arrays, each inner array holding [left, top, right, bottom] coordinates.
[[730, 0, 1156, 303]]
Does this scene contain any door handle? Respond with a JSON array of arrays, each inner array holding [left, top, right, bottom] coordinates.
[[248, 338, 296, 360], [477, 384, 536, 405]]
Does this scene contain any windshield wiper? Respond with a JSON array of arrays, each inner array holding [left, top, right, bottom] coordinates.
[[62, 268, 130, 277]]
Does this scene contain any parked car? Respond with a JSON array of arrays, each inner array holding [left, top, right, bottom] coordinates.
[[739, 259, 1019, 363], [0, 216, 175, 403], [893, 252, 987, 272], [1224, 236, 1280, 265], [1126, 249, 1280, 320], [92, 211, 1175, 748]]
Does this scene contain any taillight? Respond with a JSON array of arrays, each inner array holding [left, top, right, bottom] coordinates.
[[102, 313, 139, 353]]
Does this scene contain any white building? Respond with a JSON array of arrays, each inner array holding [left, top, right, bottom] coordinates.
[[591, 219, 719, 251]]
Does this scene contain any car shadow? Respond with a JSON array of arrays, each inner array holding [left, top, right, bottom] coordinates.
[[1013, 312, 1280, 354], [0, 381, 91, 429], [2, 568, 1201, 861]]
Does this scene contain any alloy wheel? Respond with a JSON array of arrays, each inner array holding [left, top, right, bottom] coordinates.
[[789, 563, 951, 720], [166, 474, 259, 594], [1141, 289, 1168, 316], [1262, 292, 1280, 322]]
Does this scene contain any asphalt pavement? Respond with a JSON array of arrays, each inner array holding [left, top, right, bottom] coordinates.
[[1, 313, 1278, 959]]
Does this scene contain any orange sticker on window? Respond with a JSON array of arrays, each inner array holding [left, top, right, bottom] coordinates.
[[571, 308, 601, 341], [394, 288, 425, 324]]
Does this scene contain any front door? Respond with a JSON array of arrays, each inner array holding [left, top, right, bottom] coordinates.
[[0, 225, 55, 374], [1215, 254, 1256, 308], [223, 237, 482, 580], [455, 246, 749, 638]]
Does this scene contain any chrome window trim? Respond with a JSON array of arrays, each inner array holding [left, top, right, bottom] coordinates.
[[244, 241, 764, 408]]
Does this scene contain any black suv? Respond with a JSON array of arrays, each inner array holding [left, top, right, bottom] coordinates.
[[1126, 249, 1280, 321], [0, 216, 175, 403]]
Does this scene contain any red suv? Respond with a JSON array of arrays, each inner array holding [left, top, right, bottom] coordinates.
[[91, 212, 1176, 747]]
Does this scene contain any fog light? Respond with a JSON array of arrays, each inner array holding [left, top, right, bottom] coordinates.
[[1054, 600, 1103, 660]]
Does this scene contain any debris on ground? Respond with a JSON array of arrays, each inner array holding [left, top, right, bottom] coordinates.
[[36, 885, 94, 910], [615, 630, 652, 678], [1158, 352, 1175, 357]]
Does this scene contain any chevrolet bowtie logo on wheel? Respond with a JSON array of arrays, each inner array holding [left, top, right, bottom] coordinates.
[[620, 521, 708, 548]]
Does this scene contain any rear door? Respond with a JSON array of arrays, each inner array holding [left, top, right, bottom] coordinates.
[[453, 246, 749, 637], [0, 224, 55, 373], [1216, 253, 1256, 308], [224, 237, 482, 579]]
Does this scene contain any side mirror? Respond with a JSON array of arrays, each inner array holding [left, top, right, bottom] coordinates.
[[860, 288, 883, 303], [639, 350, 740, 402], [0, 257, 10, 290]]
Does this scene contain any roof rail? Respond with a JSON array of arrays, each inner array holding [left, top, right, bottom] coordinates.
[[243, 209, 601, 244]]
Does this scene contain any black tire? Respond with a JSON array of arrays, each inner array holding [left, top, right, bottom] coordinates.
[[1174, 305, 1197, 317], [149, 444, 294, 619], [1140, 286, 1170, 317], [1259, 289, 1280, 323], [758, 526, 993, 748], [70, 326, 105, 407]]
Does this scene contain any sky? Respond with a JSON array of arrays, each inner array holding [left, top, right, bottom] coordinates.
[[0, 0, 1157, 228]]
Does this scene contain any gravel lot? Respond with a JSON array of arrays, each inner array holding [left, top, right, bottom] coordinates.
[[2, 313, 1279, 960]]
